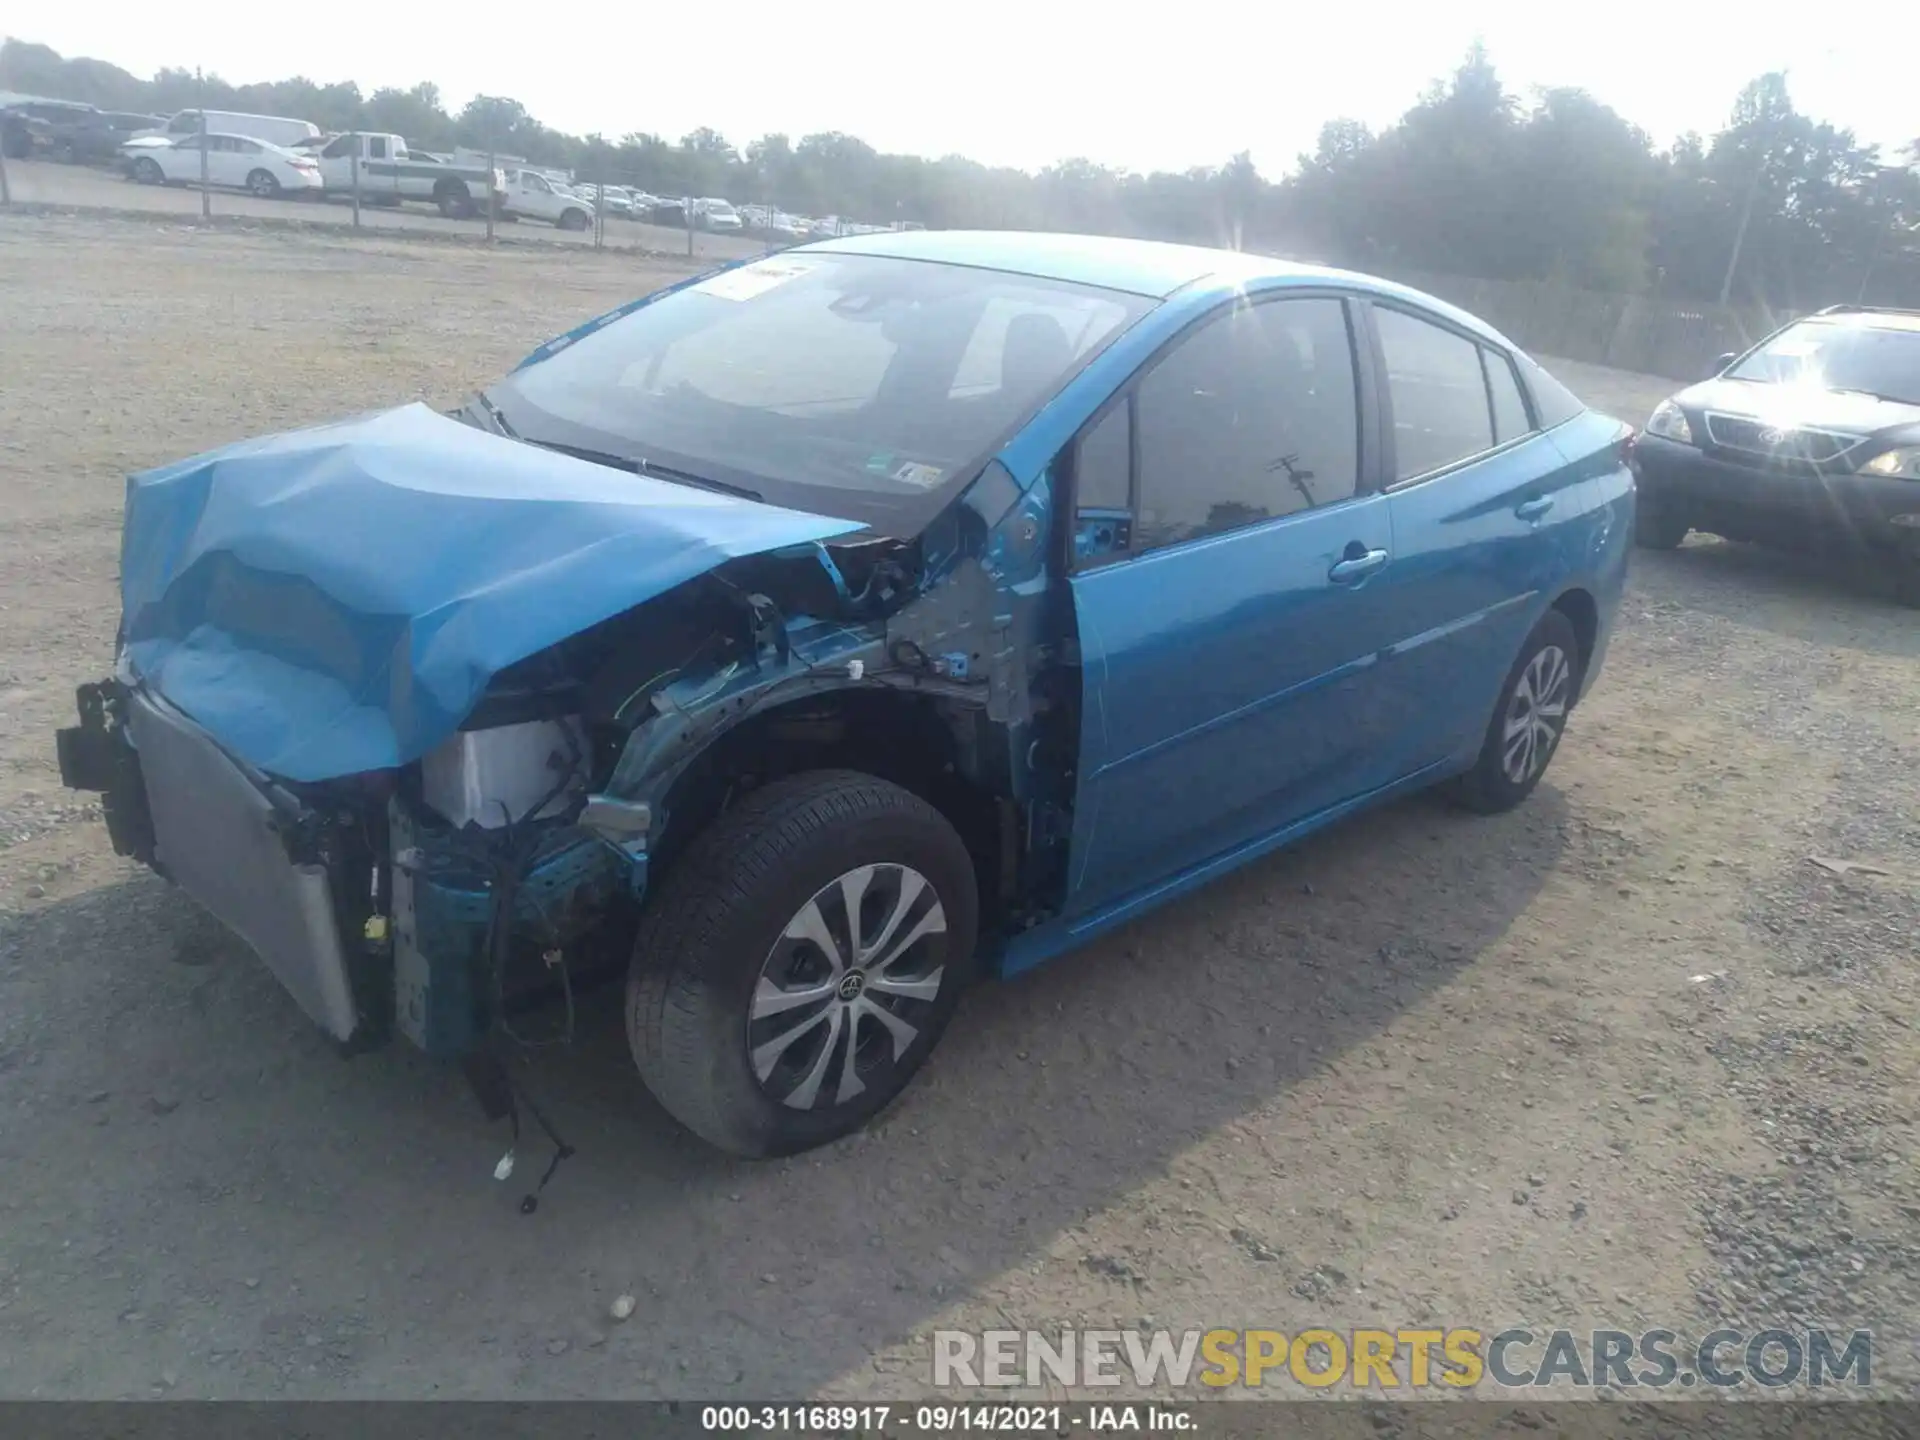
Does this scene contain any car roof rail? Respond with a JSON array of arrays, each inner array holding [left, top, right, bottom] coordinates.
[[1813, 303, 1920, 317]]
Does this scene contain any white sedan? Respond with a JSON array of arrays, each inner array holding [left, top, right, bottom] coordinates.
[[122, 132, 322, 198]]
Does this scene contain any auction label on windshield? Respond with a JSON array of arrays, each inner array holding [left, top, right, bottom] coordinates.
[[694, 258, 817, 302]]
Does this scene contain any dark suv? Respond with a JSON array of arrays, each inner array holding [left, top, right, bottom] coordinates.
[[1631, 305, 1920, 605]]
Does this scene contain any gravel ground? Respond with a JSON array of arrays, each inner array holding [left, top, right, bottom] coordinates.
[[1, 211, 1917, 1405]]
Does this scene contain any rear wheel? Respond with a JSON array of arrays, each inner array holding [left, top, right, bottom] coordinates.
[[246, 168, 280, 198], [435, 181, 475, 219], [1446, 609, 1581, 815], [627, 770, 978, 1158]]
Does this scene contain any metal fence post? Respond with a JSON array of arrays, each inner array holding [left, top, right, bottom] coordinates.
[[350, 135, 362, 227], [485, 125, 496, 245], [197, 80, 210, 220], [685, 203, 694, 259], [0, 146, 10, 206], [595, 175, 605, 249]]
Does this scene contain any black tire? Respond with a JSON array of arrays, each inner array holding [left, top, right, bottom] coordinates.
[[246, 168, 280, 198], [1635, 498, 1690, 550], [1893, 565, 1920, 611], [557, 207, 590, 231], [1446, 609, 1582, 815], [132, 156, 164, 185], [436, 182, 474, 219], [627, 770, 978, 1158]]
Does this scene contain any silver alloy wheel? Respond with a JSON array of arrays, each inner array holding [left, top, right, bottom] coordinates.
[[1501, 643, 1571, 785], [747, 863, 947, 1111]]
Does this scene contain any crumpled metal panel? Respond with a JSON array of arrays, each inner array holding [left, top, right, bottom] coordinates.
[[117, 403, 860, 781]]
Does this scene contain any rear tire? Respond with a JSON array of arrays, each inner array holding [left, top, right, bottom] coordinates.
[[246, 168, 280, 198], [627, 770, 978, 1158], [1446, 609, 1581, 815], [1635, 499, 1690, 550], [436, 182, 475, 219]]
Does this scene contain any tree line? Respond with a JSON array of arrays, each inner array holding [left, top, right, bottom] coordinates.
[[4, 37, 1915, 309]]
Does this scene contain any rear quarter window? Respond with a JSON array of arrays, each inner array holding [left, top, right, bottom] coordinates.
[[1515, 353, 1585, 430]]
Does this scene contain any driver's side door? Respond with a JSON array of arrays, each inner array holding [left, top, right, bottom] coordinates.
[[1062, 293, 1404, 921]]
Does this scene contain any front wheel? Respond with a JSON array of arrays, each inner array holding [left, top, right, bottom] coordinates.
[[557, 207, 590, 231], [246, 168, 280, 198], [627, 770, 978, 1158], [1446, 609, 1581, 815], [132, 156, 164, 185]]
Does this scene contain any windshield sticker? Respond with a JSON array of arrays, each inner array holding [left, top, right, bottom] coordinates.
[[692, 259, 816, 303], [891, 461, 946, 489]]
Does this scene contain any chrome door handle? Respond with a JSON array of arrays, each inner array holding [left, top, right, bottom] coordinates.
[[1515, 496, 1556, 522], [1328, 547, 1390, 584]]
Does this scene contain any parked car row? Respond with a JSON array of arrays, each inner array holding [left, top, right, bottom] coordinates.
[[3, 92, 930, 240], [1, 95, 166, 161]]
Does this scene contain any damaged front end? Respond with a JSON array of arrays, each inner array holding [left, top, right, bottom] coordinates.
[[58, 409, 1070, 1082]]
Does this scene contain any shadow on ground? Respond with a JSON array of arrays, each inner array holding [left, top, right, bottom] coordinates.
[[0, 781, 1570, 1397]]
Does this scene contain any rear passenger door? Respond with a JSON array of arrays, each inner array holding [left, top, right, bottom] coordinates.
[[206, 135, 249, 188], [1064, 293, 1405, 918], [1364, 302, 1591, 779]]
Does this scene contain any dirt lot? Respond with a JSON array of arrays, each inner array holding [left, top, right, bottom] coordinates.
[[1, 211, 1917, 1404]]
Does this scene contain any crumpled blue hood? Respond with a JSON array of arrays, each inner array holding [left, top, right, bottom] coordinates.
[[120, 403, 860, 781]]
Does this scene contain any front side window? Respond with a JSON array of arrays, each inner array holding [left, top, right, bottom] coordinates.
[[1727, 319, 1920, 407], [493, 252, 1152, 533], [1376, 307, 1496, 481], [1075, 401, 1131, 511], [1132, 297, 1360, 552]]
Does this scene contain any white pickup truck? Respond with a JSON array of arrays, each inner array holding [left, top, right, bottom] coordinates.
[[498, 168, 596, 230], [313, 132, 503, 218]]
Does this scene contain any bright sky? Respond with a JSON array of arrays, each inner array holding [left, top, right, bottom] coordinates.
[[15, 4, 1915, 176]]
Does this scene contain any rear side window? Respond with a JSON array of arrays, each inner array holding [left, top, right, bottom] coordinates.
[[1375, 307, 1495, 480], [1133, 296, 1361, 552], [1515, 352, 1585, 429], [1484, 348, 1532, 442]]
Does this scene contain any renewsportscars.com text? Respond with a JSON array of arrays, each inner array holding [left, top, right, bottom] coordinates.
[[932, 1327, 1873, 1390]]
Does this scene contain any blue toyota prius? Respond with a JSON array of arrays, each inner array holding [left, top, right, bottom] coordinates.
[[59, 231, 1634, 1164]]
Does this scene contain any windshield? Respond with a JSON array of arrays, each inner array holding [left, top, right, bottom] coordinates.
[[491, 251, 1153, 531], [1727, 318, 1920, 406]]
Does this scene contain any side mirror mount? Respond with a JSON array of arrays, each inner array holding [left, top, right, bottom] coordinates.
[[1712, 351, 1738, 377]]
